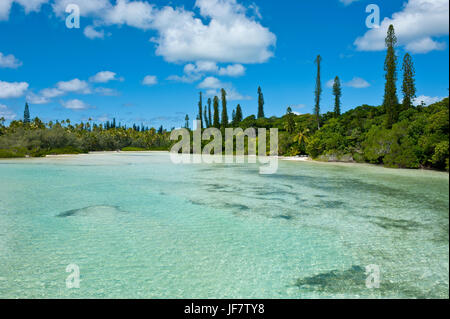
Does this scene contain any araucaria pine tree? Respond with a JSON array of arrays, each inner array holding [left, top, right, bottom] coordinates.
[[314, 55, 322, 129], [185, 114, 189, 129], [257, 86, 265, 118], [204, 106, 209, 128], [213, 96, 220, 129], [332, 76, 342, 117], [401, 53, 416, 111], [207, 98, 212, 128], [235, 104, 243, 123], [23, 102, 30, 124], [221, 88, 228, 128], [198, 92, 203, 129], [383, 24, 399, 128]]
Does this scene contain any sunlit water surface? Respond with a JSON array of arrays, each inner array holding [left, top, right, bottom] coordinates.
[[0, 152, 448, 298]]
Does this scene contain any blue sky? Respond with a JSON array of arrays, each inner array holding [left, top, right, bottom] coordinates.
[[0, 0, 449, 129]]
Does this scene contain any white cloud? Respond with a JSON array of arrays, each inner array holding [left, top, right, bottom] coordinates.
[[0, 52, 22, 68], [27, 92, 51, 104], [413, 95, 445, 106], [53, 0, 275, 64], [218, 64, 245, 77], [327, 77, 370, 88], [56, 78, 90, 93], [52, 0, 110, 17], [103, 0, 154, 29], [354, 0, 449, 54], [0, 0, 48, 20], [84, 25, 105, 39], [198, 76, 222, 89], [0, 104, 16, 120], [326, 79, 335, 88], [405, 37, 446, 53], [142, 75, 157, 86], [89, 71, 119, 83], [40, 87, 64, 98], [198, 76, 249, 100], [344, 77, 370, 88], [152, 1, 276, 63], [0, 80, 29, 98], [61, 99, 90, 110]]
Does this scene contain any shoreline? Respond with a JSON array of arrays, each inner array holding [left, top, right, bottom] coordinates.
[[0, 151, 448, 174]]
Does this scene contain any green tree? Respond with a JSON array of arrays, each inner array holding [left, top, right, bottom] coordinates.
[[235, 104, 243, 123], [204, 106, 209, 128], [285, 107, 295, 133], [213, 96, 220, 128], [198, 92, 203, 129], [314, 55, 322, 129], [231, 109, 236, 125], [207, 97, 212, 128], [383, 24, 399, 128], [401, 53, 416, 111], [257, 86, 265, 118], [221, 88, 228, 128], [23, 102, 30, 124], [332, 76, 342, 117], [185, 114, 190, 129]]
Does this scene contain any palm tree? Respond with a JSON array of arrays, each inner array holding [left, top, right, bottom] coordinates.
[[293, 128, 310, 147]]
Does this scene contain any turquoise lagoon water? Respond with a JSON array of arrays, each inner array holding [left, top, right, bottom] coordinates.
[[0, 152, 448, 298]]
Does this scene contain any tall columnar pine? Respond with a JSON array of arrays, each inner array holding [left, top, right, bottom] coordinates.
[[332, 76, 342, 117], [257, 86, 265, 118], [207, 98, 212, 128], [383, 24, 399, 128], [213, 96, 220, 129], [314, 55, 322, 129], [221, 88, 228, 128], [401, 53, 416, 111], [235, 104, 243, 123], [204, 106, 209, 128], [23, 102, 30, 124], [185, 114, 189, 129], [198, 92, 203, 129]]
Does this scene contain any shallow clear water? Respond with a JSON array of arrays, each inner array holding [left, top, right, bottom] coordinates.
[[0, 152, 448, 298]]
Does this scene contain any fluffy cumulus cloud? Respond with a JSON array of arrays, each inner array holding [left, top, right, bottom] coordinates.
[[50, 0, 275, 64], [197, 76, 250, 100], [413, 95, 446, 106], [152, 0, 276, 63], [0, 80, 29, 98], [56, 78, 90, 93], [61, 99, 90, 110], [0, 52, 22, 68], [354, 0, 449, 54], [344, 77, 370, 88], [142, 75, 157, 86], [0, 104, 16, 120], [52, 0, 111, 17], [84, 25, 105, 39], [89, 71, 120, 83]]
